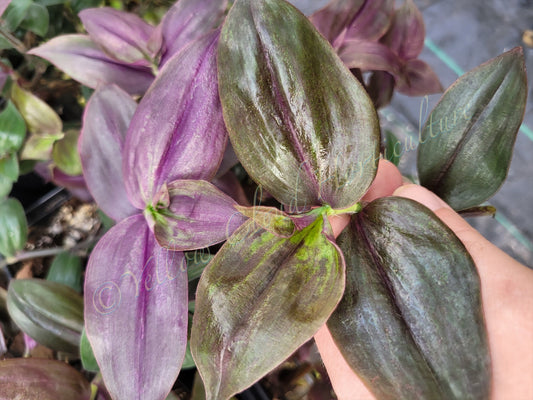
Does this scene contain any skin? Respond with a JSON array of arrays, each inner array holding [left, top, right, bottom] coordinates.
[[317, 160, 533, 400]]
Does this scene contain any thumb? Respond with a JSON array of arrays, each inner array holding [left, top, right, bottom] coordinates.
[[393, 184, 533, 400]]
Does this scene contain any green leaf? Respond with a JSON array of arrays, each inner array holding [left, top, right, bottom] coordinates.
[[0, 197, 27, 258], [191, 215, 344, 399], [234, 205, 295, 237], [18, 159, 36, 175], [7, 279, 84, 355], [0, 174, 13, 198], [46, 251, 83, 293], [80, 328, 99, 372], [10, 82, 62, 136], [185, 250, 213, 282], [182, 341, 195, 369], [20, 131, 64, 160], [52, 129, 82, 175], [417, 47, 527, 210], [0, 153, 18, 181], [20, 3, 49, 37], [1, 0, 32, 31], [218, 0, 379, 209], [383, 130, 401, 166], [70, 0, 102, 14], [328, 197, 491, 400], [0, 100, 26, 157], [0, 153, 19, 197]]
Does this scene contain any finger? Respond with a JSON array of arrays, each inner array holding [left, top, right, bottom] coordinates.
[[328, 159, 403, 238], [315, 325, 376, 400], [393, 184, 533, 400], [316, 159, 402, 400], [362, 159, 403, 202]]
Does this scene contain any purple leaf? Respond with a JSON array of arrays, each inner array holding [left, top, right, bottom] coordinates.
[[28, 35, 154, 95], [85, 215, 188, 400], [79, 85, 138, 221], [381, 0, 425, 61], [151, 180, 246, 251], [396, 59, 443, 96], [0, 0, 11, 17], [79, 7, 157, 65], [212, 170, 250, 206], [158, 0, 228, 66], [123, 31, 227, 208], [338, 39, 401, 74], [310, 0, 365, 43], [51, 168, 93, 202], [341, 0, 394, 43]]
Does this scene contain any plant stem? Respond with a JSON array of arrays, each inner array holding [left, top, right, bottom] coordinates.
[[0, 235, 101, 271], [0, 24, 27, 53]]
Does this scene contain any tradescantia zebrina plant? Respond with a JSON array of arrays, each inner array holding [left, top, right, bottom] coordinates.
[[191, 0, 526, 399]]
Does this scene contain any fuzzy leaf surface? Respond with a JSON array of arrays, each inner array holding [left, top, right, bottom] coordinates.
[[328, 197, 491, 399], [79, 84, 138, 221], [191, 216, 344, 399], [0, 358, 91, 400], [123, 31, 227, 208], [152, 180, 246, 251], [218, 0, 379, 209], [417, 47, 527, 210], [80, 7, 156, 65], [84, 215, 188, 400], [310, 0, 365, 42], [158, 0, 228, 66], [28, 35, 154, 95]]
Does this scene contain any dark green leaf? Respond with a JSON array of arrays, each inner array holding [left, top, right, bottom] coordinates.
[[34, 0, 67, 5], [1, 0, 32, 31], [458, 205, 497, 218], [7, 279, 84, 354], [52, 129, 82, 175], [417, 47, 527, 210], [46, 251, 83, 293], [182, 341, 195, 369], [0, 100, 26, 157], [0, 197, 27, 258], [185, 250, 213, 282], [18, 159, 37, 175], [20, 3, 49, 36], [218, 0, 379, 209], [80, 328, 99, 372], [70, 0, 102, 14], [191, 215, 344, 399], [328, 197, 490, 399], [383, 130, 401, 166]]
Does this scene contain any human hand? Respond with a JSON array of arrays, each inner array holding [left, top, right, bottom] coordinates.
[[318, 160, 533, 400]]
